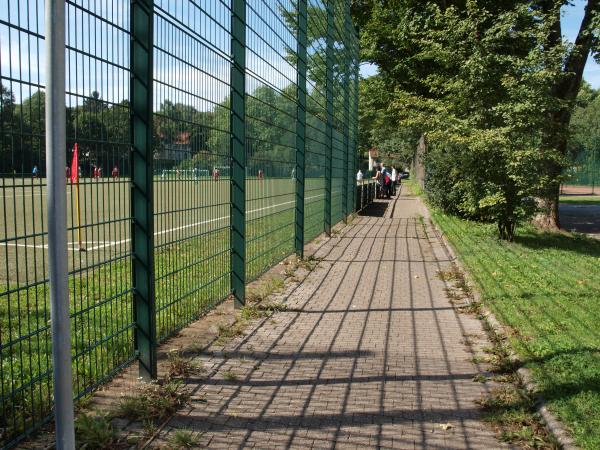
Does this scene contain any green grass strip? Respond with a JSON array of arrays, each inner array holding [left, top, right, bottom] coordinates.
[[430, 210, 600, 450]]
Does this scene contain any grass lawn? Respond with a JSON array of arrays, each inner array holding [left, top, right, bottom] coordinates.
[[560, 195, 600, 205], [430, 210, 600, 449]]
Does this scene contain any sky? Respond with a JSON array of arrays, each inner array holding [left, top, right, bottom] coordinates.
[[360, 0, 600, 89]]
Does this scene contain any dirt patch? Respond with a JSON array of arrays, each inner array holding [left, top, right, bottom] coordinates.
[[561, 185, 598, 195]]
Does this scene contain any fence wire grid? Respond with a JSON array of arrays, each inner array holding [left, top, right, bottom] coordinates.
[[0, 0, 360, 447]]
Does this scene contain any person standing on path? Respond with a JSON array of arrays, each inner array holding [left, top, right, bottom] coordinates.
[[380, 162, 392, 199], [372, 164, 382, 198]]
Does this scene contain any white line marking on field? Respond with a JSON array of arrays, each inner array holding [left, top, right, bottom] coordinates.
[[1, 194, 324, 252], [0, 188, 74, 198], [88, 194, 323, 251]]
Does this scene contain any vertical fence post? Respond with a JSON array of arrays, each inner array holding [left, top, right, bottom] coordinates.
[[295, 0, 307, 257], [592, 143, 597, 195], [353, 57, 359, 211], [324, 0, 334, 235], [342, 82, 349, 222], [131, 0, 157, 380], [342, 7, 351, 222], [231, 0, 246, 308], [45, 1, 76, 447]]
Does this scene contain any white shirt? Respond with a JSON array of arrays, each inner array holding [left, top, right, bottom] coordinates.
[[356, 170, 363, 181], [391, 168, 397, 181]]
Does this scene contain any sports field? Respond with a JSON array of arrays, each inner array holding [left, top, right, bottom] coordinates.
[[0, 176, 332, 280]]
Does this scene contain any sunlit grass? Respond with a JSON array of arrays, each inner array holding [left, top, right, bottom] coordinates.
[[559, 195, 600, 205], [432, 211, 600, 449]]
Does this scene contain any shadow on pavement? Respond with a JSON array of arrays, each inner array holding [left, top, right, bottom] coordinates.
[[358, 199, 389, 217], [559, 204, 600, 237]]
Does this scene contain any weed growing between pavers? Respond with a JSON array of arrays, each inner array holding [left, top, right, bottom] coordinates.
[[433, 210, 600, 449], [214, 278, 289, 345], [167, 428, 203, 449], [222, 370, 238, 382], [166, 350, 204, 380], [57, 243, 310, 448], [74, 413, 122, 450], [116, 380, 189, 424]]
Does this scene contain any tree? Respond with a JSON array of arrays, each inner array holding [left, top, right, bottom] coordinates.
[[0, 84, 16, 173], [358, 76, 419, 168], [534, 0, 600, 229], [353, 0, 599, 236], [19, 90, 46, 171], [354, 1, 567, 239]]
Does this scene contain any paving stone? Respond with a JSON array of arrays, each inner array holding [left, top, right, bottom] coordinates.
[[154, 186, 505, 449]]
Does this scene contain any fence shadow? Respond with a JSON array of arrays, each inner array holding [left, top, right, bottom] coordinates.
[[159, 214, 496, 449], [358, 199, 389, 217]]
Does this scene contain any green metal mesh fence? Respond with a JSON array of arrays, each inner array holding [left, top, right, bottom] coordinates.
[[1, 1, 136, 445], [152, 1, 232, 342], [304, 0, 329, 243], [0, 0, 360, 447], [565, 146, 600, 191], [245, 0, 297, 281]]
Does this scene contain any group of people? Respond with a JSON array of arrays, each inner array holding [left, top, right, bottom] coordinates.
[[356, 163, 402, 199], [61, 165, 119, 180], [373, 163, 400, 199]]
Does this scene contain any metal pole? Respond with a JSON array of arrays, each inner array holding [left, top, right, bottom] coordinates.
[[131, 0, 157, 380], [295, 0, 307, 258], [342, 3, 351, 222], [45, 1, 76, 448], [592, 143, 596, 195], [324, 0, 334, 235], [353, 57, 359, 210], [231, 0, 246, 308]]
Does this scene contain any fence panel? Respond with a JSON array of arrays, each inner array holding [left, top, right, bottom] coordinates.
[[0, 1, 360, 447], [245, 0, 297, 281], [304, 0, 329, 243], [151, 1, 233, 341], [0, 2, 136, 446], [564, 146, 600, 194]]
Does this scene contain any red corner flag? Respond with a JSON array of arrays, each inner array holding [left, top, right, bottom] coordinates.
[[70, 143, 79, 184]]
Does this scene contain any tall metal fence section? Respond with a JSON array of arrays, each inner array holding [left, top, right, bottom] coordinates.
[[0, 0, 360, 447], [564, 145, 600, 194]]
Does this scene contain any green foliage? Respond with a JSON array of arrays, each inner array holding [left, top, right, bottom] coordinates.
[[356, 0, 600, 227], [355, 1, 570, 239], [358, 76, 419, 167]]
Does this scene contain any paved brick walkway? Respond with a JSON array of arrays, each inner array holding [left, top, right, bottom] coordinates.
[[154, 186, 505, 449]]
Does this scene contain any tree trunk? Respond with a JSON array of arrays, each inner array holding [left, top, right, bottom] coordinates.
[[534, 191, 561, 230], [536, 0, 599, 230]]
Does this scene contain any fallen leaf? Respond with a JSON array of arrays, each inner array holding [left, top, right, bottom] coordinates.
[[440, 423, 453, 431]]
